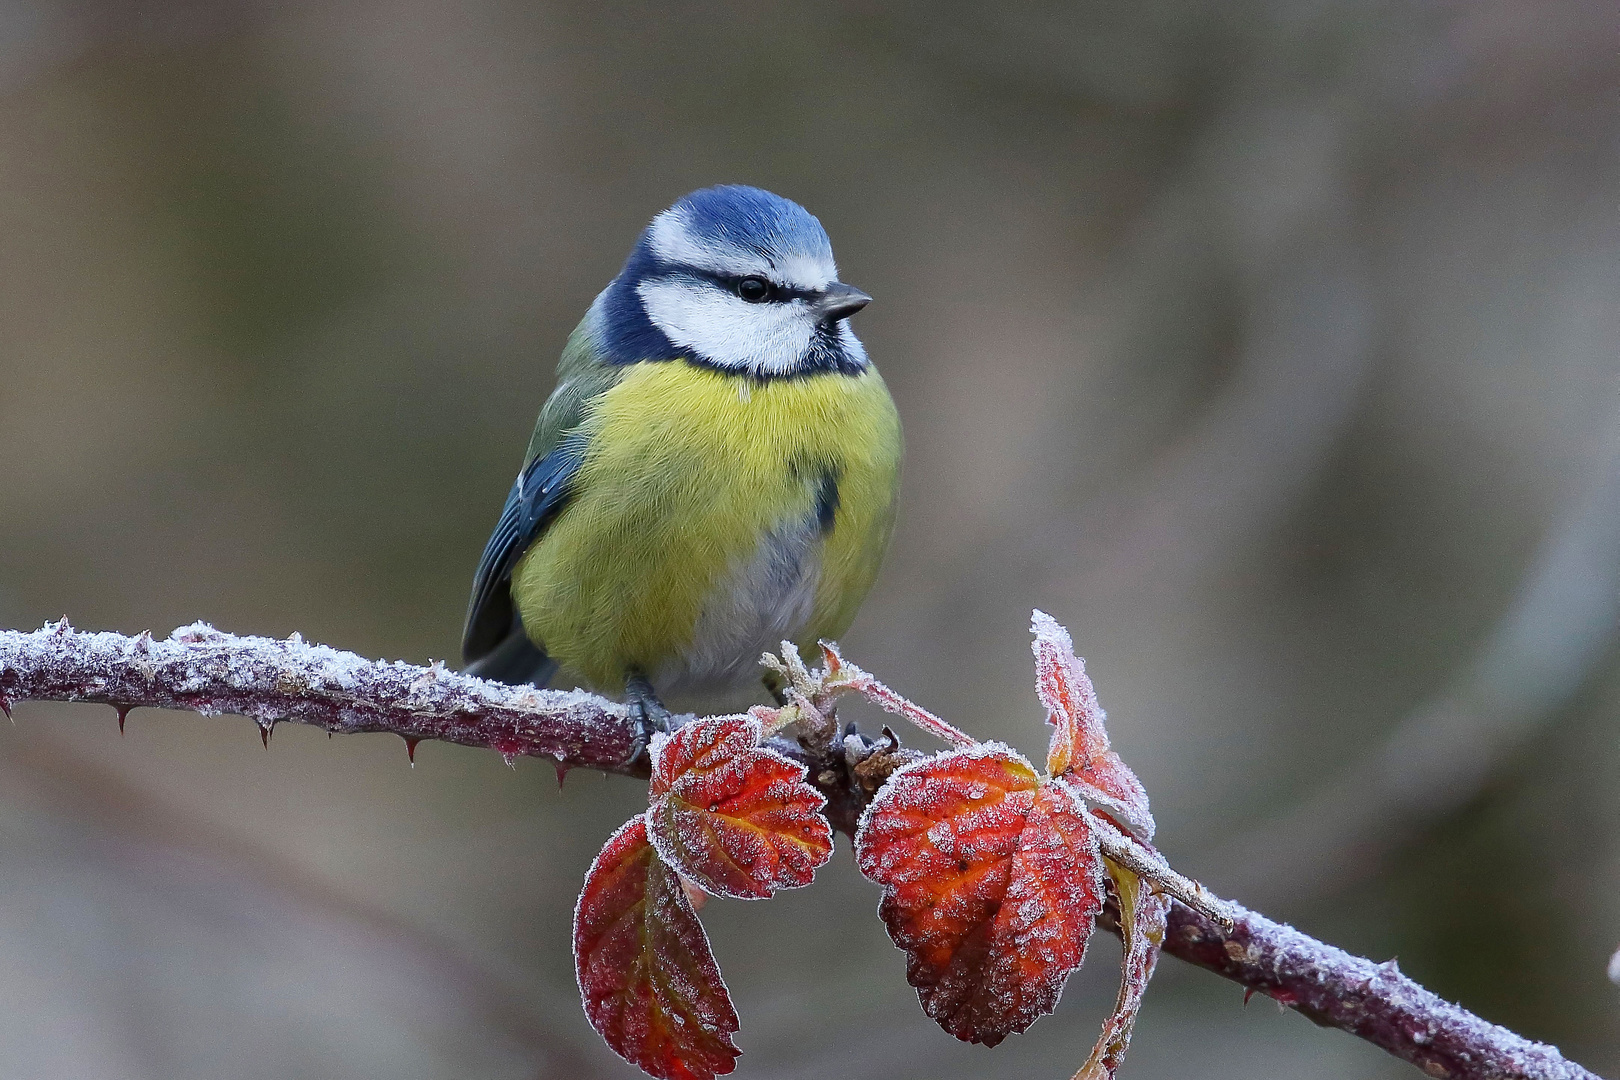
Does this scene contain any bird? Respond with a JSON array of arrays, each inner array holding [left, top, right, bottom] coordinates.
[[461, 185, 902, 746]]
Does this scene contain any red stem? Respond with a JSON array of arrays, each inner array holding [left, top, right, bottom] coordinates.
[[1165, 901, 1601, 1080], [0, 620, 1603, 1080], [0, 620, 641, 773]]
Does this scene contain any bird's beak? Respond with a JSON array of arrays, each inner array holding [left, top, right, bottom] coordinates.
[[810, 283, 872, 322]]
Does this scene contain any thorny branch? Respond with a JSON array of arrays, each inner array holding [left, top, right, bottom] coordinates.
[[1165, 903, 1601, 1080], [0, 619, 644, 777], [0, 620, 1603, 1080]]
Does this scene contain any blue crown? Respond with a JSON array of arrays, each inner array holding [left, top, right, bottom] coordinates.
[[662, 185, 833, 267]]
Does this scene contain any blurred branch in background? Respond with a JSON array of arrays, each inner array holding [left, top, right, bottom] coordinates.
[[0, 620, 1605, 1080], [0, 720, 597, 1078], [1216, 416, 1620, 907]]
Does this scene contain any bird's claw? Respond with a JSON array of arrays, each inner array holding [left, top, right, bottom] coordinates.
[[624, 673, 672, 767]]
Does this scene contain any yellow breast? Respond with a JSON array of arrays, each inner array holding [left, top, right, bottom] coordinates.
[[511, 359, 902, 697]]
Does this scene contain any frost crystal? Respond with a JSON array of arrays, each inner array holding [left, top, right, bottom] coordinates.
[[0, 620, 639, 771], [573, 818, 739, 1080], [855, 745, 1105, 1046], [1030, 610, 1155, 840], [645, 714, 832, 900]]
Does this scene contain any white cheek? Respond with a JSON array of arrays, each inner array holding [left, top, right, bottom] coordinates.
[[637, 279, 816, 375]]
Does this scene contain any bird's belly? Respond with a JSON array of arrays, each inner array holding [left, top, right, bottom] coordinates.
[[513, 461, 827, 698], [660, 517, 823, 697], [510, 360, 899, 700]]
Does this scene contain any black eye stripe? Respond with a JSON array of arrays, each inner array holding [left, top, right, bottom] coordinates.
[[672, 267, 819, 303]]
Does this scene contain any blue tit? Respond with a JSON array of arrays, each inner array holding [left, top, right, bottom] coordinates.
[[462, 185, 902, 731]]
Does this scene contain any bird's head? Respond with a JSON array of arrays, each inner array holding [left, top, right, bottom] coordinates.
[[595, 185, 871, 377]]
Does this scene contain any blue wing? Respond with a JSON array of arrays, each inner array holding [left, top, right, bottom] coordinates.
[[461, 432, 589, 685]]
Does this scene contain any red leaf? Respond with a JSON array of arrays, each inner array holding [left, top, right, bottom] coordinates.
[[1031, 611, 1155, 840], [574, 818, 740, 1080], [854, 745, 1105, 1046], [1075, 861, 1171, 1079], [646, 715, 834, 900]]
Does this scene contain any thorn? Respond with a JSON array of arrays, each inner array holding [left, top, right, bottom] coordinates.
[[404, 737, 420, 766], [492, 738, 522, 768], [0, 696, 11, 723], [114, 704, 132, 734], [554, 762, 569, 790], [1243, 987, 1255, 1006], [258, 719, 275, 749]]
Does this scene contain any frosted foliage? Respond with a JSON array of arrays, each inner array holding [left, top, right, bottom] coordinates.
[[1030, 610, 1108, 763], [5, 621, 1603, 1080], [1058, 768, 1155, 843], [0, 619, 637, 768], [1029, 611, 1156, 840], [855, 746, 1105, 1046], [646, 714, 832, 900], [1076, 864, 1170, 1080], [572, 818, 739, 1080]]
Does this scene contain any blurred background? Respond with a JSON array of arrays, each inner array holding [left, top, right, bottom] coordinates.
[[1, 0, 1617, 1076]]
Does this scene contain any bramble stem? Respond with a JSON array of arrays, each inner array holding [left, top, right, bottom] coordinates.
[[0, 620, 1600, 1080], [1164, 900, 1599, 1080], [0, 619, 641, 773]]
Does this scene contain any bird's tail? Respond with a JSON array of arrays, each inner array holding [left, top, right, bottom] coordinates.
[[462, 627, 559, 688]]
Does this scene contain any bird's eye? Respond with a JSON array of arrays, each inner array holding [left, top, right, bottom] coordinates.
[[736, 276, 772, 303]]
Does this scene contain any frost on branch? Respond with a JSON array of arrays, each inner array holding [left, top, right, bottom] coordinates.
[[855, 744, 1105, 1045], [0, 619, 636, 769], [645, 714, 833, 900], [4, 617, 1606, 1080], [757, 639, 977, 749], [574, 818, 740, 1080]]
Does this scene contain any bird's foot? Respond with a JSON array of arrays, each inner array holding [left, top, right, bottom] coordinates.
[[624, 672, 672, 767]]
